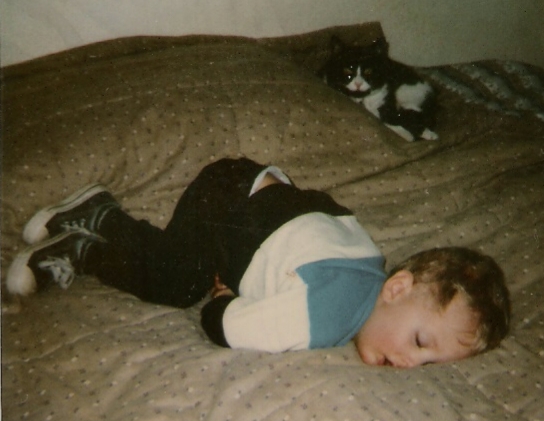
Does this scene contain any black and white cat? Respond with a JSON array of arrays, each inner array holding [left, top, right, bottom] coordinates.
[[319, 36, 438, 142]]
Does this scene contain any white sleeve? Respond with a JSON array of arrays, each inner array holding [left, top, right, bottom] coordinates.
[[223, 285, 311, 353]]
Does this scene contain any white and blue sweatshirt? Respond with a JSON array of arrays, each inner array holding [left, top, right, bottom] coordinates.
[[202, 211, 386, 353]]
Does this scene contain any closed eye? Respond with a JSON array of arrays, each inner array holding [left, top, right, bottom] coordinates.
[[416, 333, 434, 350]]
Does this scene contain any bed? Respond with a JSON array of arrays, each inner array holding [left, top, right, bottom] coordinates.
[[2, 23, 544, 421]]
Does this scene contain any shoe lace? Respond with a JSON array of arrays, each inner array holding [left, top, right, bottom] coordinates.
[[37, 256, 76, 289], [61, 219, 88, 232]]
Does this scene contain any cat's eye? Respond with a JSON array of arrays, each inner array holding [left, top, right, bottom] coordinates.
[[343, 67, 354, 76], [364, 68, 373, 76]]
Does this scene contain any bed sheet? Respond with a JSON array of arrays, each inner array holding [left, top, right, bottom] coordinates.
[[2, 32, 544, 421]]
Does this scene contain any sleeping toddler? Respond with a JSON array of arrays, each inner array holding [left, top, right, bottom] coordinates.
[[6, 158, 511, 367]]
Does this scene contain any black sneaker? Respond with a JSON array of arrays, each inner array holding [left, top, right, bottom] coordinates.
[[23, 184, 119, 244], [7, 230, 105, 295]]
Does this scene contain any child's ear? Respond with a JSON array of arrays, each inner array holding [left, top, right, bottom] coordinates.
[[381, 270, 414, 303]]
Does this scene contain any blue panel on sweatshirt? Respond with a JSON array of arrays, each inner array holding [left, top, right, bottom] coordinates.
[[295, 256, 386, 348]]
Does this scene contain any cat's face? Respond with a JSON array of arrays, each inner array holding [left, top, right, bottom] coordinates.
[[322, 39, 388, 95], [341, 63, 378, 94]]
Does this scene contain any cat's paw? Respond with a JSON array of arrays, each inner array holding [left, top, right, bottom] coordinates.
[[421, 129, 439, 141]]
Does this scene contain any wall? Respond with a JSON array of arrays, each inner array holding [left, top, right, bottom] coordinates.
[[1, 0, 543, 67]]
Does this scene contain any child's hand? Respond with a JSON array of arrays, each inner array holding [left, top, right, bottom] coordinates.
[[212, 288, 235, 298], [210, 273, 235, 298]]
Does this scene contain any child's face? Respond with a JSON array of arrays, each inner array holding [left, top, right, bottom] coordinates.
[[354, 270, 480, 368]]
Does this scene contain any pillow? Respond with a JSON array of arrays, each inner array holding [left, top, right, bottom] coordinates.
[[1, 34, 404, 255]]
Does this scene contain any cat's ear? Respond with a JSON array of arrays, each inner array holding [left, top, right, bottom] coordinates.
[[330, 36, 346, 54], [371, 37, 389, 56]]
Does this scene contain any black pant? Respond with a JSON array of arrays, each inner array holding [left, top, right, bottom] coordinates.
[[87, 158, 351, 308]]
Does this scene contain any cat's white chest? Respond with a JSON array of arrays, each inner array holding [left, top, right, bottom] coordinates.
[[361, 85, 388, 118], [395, 82, 432, 111]]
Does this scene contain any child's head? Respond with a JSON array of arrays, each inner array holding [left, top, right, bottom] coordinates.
[[354, 247, 511, 367]]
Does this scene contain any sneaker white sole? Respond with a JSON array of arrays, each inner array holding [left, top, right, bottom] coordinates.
[[22, 184, 108, 244], [7, 232, 75, 296]]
